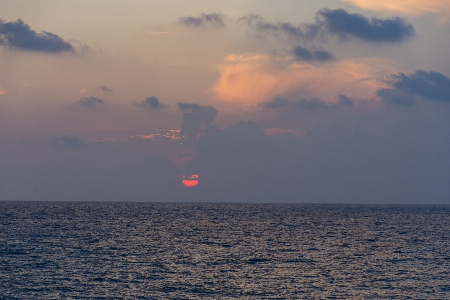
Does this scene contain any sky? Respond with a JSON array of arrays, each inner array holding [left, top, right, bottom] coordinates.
[[1, 0, 449, 203]]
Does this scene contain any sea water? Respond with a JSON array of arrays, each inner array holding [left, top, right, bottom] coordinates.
[[1, 202, 449, 299]]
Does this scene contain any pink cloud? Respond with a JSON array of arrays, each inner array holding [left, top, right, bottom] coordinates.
[[211, 53, 392, 107]]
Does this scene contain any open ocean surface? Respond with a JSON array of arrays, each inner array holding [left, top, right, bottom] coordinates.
[[1, 202, 449, 299]]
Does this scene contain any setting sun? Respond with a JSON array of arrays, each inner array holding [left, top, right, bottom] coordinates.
[[182, 174, 199, 187]]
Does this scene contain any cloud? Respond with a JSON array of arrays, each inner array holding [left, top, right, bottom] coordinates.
[[293, 46, 335, 62], [76, 96, 105, 109], [341, 0, 450, 22], [0, 18, 75, 53], [132, 96, 168, 109], [99, 85, 114, 93], [378, 70, 450, 105], [0, 87, 6, 95], [178, 103, 218, 136], [179, 13, 225, 28], [238, 9, 415, 43], [390, 70, 450, 101], [317, 8, 415, 43], [259, 95, 353, 110], [50, 135, 86, 149], [212, 53, 387, 107], [237, 14, 319, 40]]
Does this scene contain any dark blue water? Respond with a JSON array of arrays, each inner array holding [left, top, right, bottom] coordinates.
[[1, 202, 449, 299]]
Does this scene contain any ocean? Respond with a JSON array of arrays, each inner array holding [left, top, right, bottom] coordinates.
[[1, 202, 449, 299]]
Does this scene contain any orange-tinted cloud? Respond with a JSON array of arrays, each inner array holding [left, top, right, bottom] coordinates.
[[212, 53, 391, 107], [342, 0, 450, 22], [0, 87, 6, 95]]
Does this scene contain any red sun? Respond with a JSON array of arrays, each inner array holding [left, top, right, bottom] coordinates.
[[182, 174, 199, 187]]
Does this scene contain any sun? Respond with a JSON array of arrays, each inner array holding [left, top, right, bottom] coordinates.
[[182, 174, 199, 187]]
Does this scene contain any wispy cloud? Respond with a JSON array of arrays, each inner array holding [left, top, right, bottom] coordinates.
[[132, 96, 168, 109], [0, 18, 75, 53], [179, 13, 225, 28]]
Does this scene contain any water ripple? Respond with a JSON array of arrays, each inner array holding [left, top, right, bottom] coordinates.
[[1, 202, 449, 299]]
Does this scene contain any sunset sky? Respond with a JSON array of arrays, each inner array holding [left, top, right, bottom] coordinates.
[[1, 0, 449, 203]]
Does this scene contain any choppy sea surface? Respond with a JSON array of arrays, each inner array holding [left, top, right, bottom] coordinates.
[[1, 202, 449, 299]]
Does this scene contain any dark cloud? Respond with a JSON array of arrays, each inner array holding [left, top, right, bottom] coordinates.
[[260, 95, 353, 110], [0, 18, 75, 53], [293, 46, 334, 62], [50, 135, 86, 149], [238, 9, 415, 43], [179, 13, 225, 28], [179, 104, 218, 136], [77, 96, 104, 109], [177, 102, 201, 110], [378, 70, 450, 105], [132, 96, 168, 109], [99, 85, 113, 93], [317, 8, 415, 43], [390, 70, 450, 102]]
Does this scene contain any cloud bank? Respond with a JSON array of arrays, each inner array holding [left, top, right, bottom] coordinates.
[[0, 18, 75, 53]]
